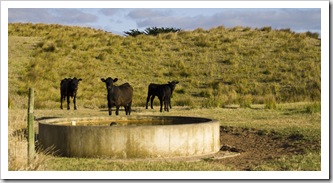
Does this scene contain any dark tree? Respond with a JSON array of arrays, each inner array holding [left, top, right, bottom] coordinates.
[[124, 27, 182, 37], [124, 29, 144, 37]]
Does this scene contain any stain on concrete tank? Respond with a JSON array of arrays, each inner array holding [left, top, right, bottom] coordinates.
[[38, 116, 220, 159]]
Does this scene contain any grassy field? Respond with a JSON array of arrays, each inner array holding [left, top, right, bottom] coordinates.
[[7, 23, 321, 172]]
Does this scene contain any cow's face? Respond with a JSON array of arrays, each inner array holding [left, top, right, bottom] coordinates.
[[168, 81, 179, 91], [71, 77, 82, 91], [101, 77, 118, 90]]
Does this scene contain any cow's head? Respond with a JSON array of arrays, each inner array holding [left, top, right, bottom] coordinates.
[[168, 81, 179, 92], [101, 77, 118, 90], [70, 77, 82, 91]]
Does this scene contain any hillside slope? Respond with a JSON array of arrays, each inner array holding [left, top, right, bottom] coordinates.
[[8, 23, 321, 109]]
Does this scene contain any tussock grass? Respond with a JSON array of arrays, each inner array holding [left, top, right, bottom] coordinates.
[[8, 110, 53, 171], [8, 23, 320, 110]]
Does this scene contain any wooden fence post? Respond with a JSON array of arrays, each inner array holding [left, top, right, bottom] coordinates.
[[27, 88, 35, 165]]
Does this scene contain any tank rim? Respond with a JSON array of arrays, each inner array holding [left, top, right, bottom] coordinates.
[[37, 115, 219, 127]]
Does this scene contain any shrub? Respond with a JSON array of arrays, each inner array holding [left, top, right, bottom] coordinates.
[[175, 97, 194, 107], [124, 29, 144, 37], [222, 37, 233, 43], [179, 70, 191, 77], [202, 97, 220, 108], [305, 102, 321, 114], [194, 36, 211, 47], [243, 27, 251, 32], [124, 27, 181, 37], [239, 94, 253, 108], [264, 95, 277, 109], [175, 88, 186, 94], [199, 89, 213, 98], [259, 26, 272, 32], [305, 31, 319, 39], [95, 52, 108, 61], [279, 28, 293, 34], [42, 41, 56, 52]]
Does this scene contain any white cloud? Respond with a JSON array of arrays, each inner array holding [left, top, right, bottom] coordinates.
[[9, 8, 54, 23], [51, 9, 97, 24], [99, 8, 122, 16], [132, 8, 321, 34], [127, 9, 171, 19], [8, 8, 321, 35], [9, 8, 98, 25]]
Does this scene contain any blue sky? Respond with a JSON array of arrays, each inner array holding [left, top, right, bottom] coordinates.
[[8, 7, 321, 36]]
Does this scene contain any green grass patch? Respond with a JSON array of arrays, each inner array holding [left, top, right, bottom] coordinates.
[[45, 157, 232, 171], [252, 152, 321, 171]]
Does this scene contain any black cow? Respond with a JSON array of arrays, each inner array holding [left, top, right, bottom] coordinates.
[[60, 77, 82, 110], [101, 77, 133, 115], [146, 81, 179, 110]]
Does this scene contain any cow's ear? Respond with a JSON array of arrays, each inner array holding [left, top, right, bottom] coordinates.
[[101, 78, 106, 82], [113, 78, 118, 82], [168, 81, 171, 84], [78, 78, 82, 81], [175, 81, 179, 84]]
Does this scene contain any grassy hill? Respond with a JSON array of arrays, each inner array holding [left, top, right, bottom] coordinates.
[[8, 23, 321, 109]]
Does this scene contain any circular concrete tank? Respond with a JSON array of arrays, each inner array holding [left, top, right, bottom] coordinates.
[[38, 116, 220, 159]]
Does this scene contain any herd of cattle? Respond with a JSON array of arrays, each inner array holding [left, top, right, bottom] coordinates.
[[60, 77, 179, 115]]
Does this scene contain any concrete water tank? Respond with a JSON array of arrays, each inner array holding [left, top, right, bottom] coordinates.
[[38, 116, 220, 159]]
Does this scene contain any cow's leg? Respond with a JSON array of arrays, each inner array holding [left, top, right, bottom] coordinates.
[[159, 97, 163, 112], [67, 95, 70, 110], [164, 98, 168, 111], [146, 94, 151, 109], [169, 98, 172, 109], [73, 96, 77, 110], [116, 106, 120, 115], [166, 98, 170, 112], [127, 101, 132, 115], [108, 101, 112, 115], [124, 104, 131, 115], [151, 95, 155, 109], [60, 95, 63, 109], [164, 99, 167, 111]]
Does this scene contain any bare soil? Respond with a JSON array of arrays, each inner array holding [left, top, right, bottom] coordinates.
[[218, 126, 320, 170]]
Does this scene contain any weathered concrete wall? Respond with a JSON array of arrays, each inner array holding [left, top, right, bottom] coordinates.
[[38, 116, 220, 159]]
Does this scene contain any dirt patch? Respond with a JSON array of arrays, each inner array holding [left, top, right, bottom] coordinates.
[[218, 126, 320, 170]]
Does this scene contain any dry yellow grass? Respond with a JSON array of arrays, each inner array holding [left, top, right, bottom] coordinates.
[[8, 110, 52, 171], [8, 23, 321, 110]]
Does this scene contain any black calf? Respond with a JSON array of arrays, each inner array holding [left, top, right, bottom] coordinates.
[[146, 81, 179, 112], [101, 77, 133, 115], [60, 77, 82, 110]]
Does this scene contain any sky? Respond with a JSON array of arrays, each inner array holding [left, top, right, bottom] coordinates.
[[8, 7, 321, 36]]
